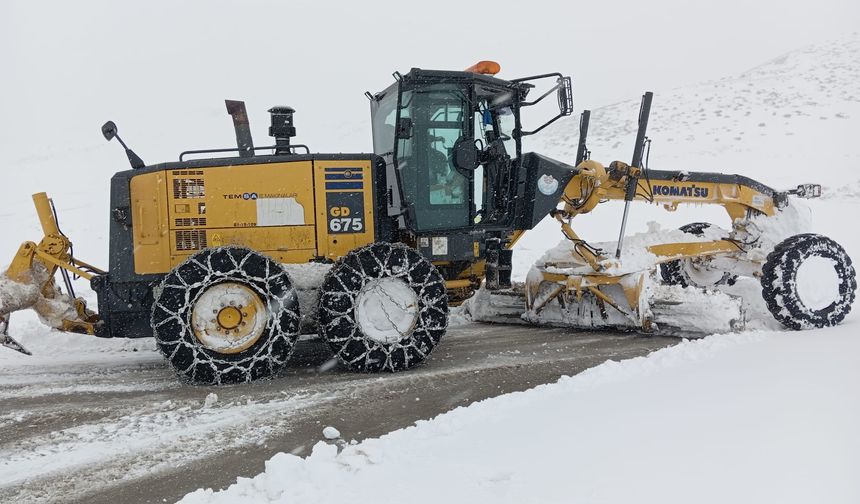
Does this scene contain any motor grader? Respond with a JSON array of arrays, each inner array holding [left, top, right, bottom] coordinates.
[[0, 62, 855, 385]]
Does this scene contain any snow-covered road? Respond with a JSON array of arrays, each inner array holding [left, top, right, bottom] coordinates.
[[0, 324, 676, 504], [183, 326, 860, 504]]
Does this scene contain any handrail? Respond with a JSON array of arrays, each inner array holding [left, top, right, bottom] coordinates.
[[179, 144, 310, 162]]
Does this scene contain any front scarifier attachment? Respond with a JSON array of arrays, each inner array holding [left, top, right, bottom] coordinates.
[[0, 193, 102, 354], [318, 242, 449, 372], [151, 247, 301, 385]]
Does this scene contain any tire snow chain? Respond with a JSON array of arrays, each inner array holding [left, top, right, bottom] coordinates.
[[151, 247, 300, 385], [318, 243, 448, 373]]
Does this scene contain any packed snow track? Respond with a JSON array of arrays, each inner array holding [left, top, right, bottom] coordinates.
[[0, 324, 676, 504]]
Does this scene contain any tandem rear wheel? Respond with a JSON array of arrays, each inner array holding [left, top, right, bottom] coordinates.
[[318, 242, 449, 372], [151, 247, 301, 385], [151, 243, 448, 384]]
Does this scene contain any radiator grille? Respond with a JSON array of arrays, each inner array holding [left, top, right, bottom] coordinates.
[[173, 178, 205, 199], [174, 217, 207, 227], [175, 230, 207, 251]]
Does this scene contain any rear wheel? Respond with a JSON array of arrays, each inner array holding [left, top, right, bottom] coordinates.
[[318, 242, 448, 372], [761, 234, 856, 329], [660, 222, 737, 288], [151, 247, 300, 384]]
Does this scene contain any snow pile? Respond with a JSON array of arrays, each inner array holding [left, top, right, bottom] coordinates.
[[531, 220, 726, 277], [321, 426, 340, 440], [0, 275, 41, 317], [282, 263, 332, 332], [180, 325, 860, 504], [508, 195, 818, 333], [823, 179, 860, 200], [743, 198, 813, 260], [794, 256, 843, 310], [0, 318, 157, 366]]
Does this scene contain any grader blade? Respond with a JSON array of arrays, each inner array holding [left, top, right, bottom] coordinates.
[[466, 286, 532, 325], [469, 279, 745, 336], [518, 281, 745, 336]]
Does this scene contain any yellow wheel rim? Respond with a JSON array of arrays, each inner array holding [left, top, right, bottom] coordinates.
[[216, 306, 243, 330], [190, 282, 268, 354]]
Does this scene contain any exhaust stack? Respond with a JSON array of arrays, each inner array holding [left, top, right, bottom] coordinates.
[[225, 100, 254, 158]]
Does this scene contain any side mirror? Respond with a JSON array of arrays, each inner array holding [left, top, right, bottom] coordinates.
[[517, 74, 574, 136], [556, 76, 573, 116], [100, 120, 146, 169], [101, 121, 118, 141], [452, 137, 479, 172], [395, 117, 413, 139]]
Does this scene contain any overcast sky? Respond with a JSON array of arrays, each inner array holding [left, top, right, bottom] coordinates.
[[2, 0, 858, 159]]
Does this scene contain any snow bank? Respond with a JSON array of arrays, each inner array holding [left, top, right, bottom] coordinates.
[[531, 220, 727, 277], [179, 324, 860, 504], [824, 179, 860, 200], [0, 316, 157, 368]]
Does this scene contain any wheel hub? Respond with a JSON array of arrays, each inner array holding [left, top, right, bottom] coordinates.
[[795, 255, 841, 311], [191, 282, 268, 354], [681, 256, 727, 287], [355, 277, 419, 344], [216, 306, 243, 330]]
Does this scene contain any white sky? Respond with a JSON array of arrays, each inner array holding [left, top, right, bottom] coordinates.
[[2, 0, 858, 159]]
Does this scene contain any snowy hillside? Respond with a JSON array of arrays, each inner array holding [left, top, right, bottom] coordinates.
[[531, 35, 860, 186]]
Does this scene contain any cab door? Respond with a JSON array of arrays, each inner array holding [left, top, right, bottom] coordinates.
[[395, 85, 471, 234]]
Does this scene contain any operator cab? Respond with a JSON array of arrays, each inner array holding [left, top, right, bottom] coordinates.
[[368, 63, 573, 264]]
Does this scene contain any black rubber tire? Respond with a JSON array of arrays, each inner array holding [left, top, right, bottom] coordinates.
[[761, 233, 856, 330], [660, 222, 737, 287], [318, 242, 448, 372], [151, 247, 301, 385]]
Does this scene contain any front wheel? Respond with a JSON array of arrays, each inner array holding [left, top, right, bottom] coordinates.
[[318, 243, 448, 372], [761, 234, 856, 330]]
